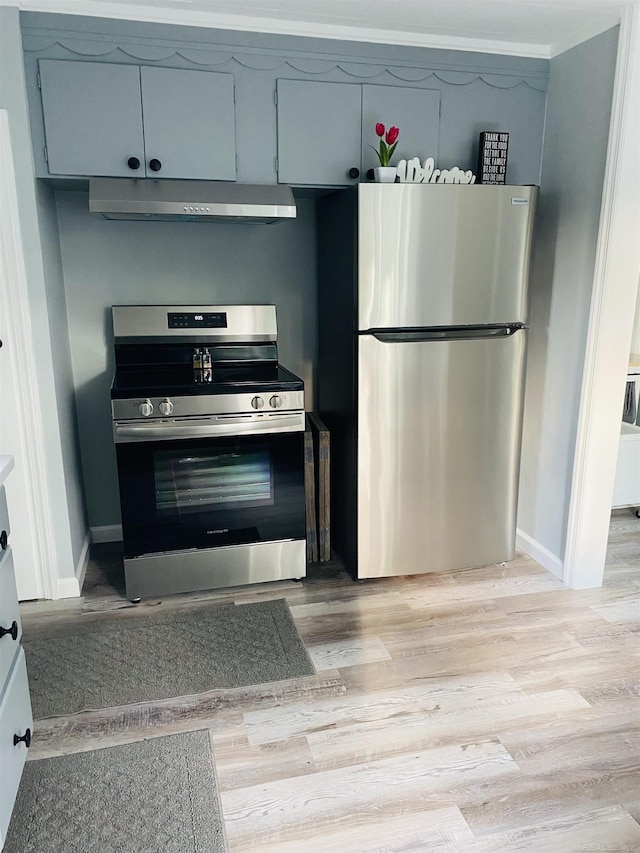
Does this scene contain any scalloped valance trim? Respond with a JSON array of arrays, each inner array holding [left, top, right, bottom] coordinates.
[[22, 34, 549, 92]]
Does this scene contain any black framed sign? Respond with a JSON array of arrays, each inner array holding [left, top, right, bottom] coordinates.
[[477, 131, 509, 184]]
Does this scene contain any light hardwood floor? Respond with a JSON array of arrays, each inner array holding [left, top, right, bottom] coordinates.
[[19, 511, 640, 852]]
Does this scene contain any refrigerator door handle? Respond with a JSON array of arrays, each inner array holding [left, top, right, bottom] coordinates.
[[369, 324, 525, 343]]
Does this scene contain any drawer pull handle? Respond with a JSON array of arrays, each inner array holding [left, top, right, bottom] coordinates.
[[0, 529, 7, 550], [0, 621, 18, 641], [13, 728, 31, 749]]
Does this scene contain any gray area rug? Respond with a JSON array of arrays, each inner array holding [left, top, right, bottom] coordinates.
[[25, 598, 314, 718], [4, 731, 226, 853]]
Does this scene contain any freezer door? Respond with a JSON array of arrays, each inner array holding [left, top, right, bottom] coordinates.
[[358, 184, 537, 330], [357, 329, 526, 578]]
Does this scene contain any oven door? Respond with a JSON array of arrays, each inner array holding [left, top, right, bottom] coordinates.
[[114, 419, 305, 559]]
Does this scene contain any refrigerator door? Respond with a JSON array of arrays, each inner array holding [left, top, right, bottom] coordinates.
[[357, 328, 526, 577], [358, 183, 537, 330]]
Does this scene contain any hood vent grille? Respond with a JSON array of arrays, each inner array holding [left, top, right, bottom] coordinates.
[[89, 178, 297, 223]]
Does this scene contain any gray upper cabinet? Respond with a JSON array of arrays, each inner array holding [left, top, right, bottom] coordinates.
[[276, 80, 362, 186], [39, 60, 145, 178], [38, 60, 237, 180], [139, 66, 236, 180], [276, 79, 440, 186]]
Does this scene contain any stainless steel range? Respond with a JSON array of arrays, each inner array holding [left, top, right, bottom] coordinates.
[[110, 304, 306, 601]]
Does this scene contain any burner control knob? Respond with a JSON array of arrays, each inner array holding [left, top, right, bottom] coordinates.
[[269, 395, 283, 409], [251, 396, 265, 410], [159, 399, 174, 416], [139, 400, 154, 417]]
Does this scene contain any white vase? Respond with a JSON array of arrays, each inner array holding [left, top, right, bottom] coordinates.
[[373, 166, 397, 183]]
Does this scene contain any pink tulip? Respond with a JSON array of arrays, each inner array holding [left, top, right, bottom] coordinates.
[[386, 126, 399, 145], [375, 123, 385, 137]]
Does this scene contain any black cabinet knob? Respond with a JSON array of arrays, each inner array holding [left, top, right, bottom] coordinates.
[[0, 621, 18, 641], [348, 167, 360, 179], [148, 159, 162, 172], [366, 168, 375, 181], [0, 529, 7, 550], [127, 157, 141, 170], [13, 728, 31, 749]]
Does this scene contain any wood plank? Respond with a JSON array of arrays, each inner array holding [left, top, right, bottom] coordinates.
[[307, 411, 330, 561], [452, 804, 640, 852], [212, 728, 318, 791], [28, 671, 345, 760], [229, 805, 474, 852], [221, 738, 518, 848], [306, 690, 590, 768], [307, 635, 392, 671], [303, 417, 318, 564], [461, 770, 640, 840]]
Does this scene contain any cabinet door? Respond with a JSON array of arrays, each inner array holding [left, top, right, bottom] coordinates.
[[0, 549, 21, 697], [276, 80, 362, 186], [361, 85, 440, 177], [39, 59, 145, 177], [0, 489, 20, 695], [140, 66, 236, 180], [0, 650, 32, 848]]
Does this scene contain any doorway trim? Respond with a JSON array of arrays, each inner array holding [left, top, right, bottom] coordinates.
[[0, 109, 60, 600], [564, 6, 640, 589]]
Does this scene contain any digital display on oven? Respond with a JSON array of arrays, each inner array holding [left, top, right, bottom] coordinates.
[[167, 312, 228, 329]]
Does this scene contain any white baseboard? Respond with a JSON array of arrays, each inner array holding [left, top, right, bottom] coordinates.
[[75, 531, 91, 593], [91, 524, 123, 543], [54, 531, 91, 599], [56, 576, 80, 598], [516, 528, 564, 581]]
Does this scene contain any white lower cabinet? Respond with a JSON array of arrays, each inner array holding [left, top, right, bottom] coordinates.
[[0, 471, 32, 851], [0, 649, 32, 850]]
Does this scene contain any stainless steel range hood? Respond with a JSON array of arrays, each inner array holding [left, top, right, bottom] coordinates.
[[89, 178, 297, 223]]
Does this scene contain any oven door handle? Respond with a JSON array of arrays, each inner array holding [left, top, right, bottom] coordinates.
[[114, 414, 304, 443]]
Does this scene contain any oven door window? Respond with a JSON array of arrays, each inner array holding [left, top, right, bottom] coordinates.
[[116, 433, 304, 558], [154, 447, 273, 518]]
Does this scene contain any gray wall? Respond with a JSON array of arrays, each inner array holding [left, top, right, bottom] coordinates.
[[55, 192, 317, 527], [0, 6, 86, 591], [518, 26, 619, 561]]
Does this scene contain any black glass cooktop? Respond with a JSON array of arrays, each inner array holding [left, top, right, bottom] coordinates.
[[111, 364, 303, 399]]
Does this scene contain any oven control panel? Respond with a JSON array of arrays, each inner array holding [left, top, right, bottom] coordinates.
[[168, 312, 228, 329], [113, 391, 304, 422]]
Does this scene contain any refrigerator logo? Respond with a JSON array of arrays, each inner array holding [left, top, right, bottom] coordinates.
[[511, 197, 529, 206]]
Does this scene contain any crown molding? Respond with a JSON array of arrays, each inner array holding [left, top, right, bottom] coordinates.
[[550, 10, 621, 58], [3, 0, 625, 59], [2, 0, 554, 58]]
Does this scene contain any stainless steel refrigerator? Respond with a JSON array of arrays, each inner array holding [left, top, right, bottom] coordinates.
[[317, 182, 537, 579]]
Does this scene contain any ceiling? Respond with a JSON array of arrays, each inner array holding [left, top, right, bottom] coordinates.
[[7, 0, 631, 57]]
